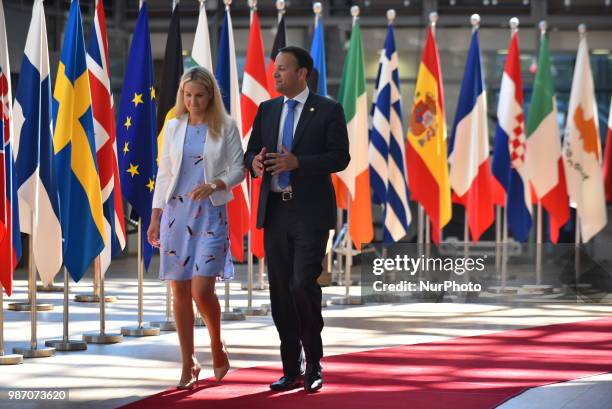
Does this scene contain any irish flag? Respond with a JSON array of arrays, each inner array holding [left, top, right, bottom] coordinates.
[[405, 27, 451, 244], [525, 33, 569, 243], [335, 16, 372, 250], [563, 31, 607, 243]]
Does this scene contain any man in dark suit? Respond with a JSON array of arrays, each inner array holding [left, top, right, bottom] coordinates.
[[245, 46, 350, 393]]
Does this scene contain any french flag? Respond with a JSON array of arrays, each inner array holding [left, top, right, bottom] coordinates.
[[492, 30, 532, 242], [216, 3, 249, 261], [448, 26, 494, 242]]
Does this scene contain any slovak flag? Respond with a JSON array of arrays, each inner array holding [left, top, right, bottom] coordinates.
[[492, 28, 532, 242], [448, 26, 495, 242]]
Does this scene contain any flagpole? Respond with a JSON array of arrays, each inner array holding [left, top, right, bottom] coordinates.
[[495, 205, 502, 277], [425, 11, 437, 258], [214, 0, 245, 322], [83, 257, 124, 343], [45, 266, 87, 351], [533, 20, 548, 288], [331, 6, 363, 306], [461, 14, 481, 260], [0, 285, 23, 364], [151, 0, 183, 331], [8, 240, 52, 312], [121, 223, 160, 336], [381, 8, 395, 277], [74, 268, 117, 303], [313, 1, 321, 27], [12, 219, 55, 358], [7, 251, 53, 312], [574, 212, 581, 299], [499, 17, 521, 293], [236, 0, 267, 317], [573, 23, 588, 299], [37, 279, 62, 293], [276, 0, 286, 23]]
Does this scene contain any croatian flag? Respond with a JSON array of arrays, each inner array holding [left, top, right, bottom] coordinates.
[[492, 29, 532, 242], [448, 26, 494, 242]]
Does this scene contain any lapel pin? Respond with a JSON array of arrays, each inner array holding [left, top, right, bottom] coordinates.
[[309, 107, 315, 112]]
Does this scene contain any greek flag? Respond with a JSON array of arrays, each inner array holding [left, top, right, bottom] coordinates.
[[368, 23, 411, 243]]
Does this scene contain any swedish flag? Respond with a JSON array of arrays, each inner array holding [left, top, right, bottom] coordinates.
[[116, 2, 157, 270], [52, 0, 105, 281]]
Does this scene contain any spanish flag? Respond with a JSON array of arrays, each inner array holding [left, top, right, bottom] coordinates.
[[405, 26, 451, 244]]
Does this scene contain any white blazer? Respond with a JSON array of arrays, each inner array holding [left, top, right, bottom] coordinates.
[[152, 114, 245, 209]]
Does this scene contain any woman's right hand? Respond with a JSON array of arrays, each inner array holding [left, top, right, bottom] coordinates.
[[147, 221, 161, 248]]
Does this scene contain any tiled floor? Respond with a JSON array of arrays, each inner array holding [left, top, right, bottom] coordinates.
[[1, 256, 611, 409]]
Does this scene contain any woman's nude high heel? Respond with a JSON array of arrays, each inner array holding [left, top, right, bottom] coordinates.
[[213, 343, 230, 382], [176, 361, 201, 390]]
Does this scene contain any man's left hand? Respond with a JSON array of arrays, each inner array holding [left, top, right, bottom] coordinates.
[[264, 147, 298, 175]]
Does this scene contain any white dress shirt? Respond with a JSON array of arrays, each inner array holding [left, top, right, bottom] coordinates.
[[271, 86, 310, 192]]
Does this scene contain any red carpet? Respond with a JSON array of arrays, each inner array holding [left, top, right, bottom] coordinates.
[[121, 317, 612, 409]]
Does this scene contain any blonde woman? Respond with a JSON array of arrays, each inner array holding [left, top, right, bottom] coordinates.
[[148, 67, 244, 389]]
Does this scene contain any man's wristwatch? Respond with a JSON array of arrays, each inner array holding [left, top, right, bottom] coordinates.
[[209, 182, 217, 191]]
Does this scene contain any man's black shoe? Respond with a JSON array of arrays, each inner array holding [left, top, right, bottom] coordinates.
[[269, 375, 302, 391], [304, 364, 323, 393]]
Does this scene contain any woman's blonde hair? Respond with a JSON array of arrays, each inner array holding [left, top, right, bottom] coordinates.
[[174, 66, 228, 138]]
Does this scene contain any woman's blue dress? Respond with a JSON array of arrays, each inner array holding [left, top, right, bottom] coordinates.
[[159, 124, 234, 281]]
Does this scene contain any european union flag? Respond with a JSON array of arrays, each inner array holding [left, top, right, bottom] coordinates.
[[52, 0, 105, 281], [116, 2, 157, 270]]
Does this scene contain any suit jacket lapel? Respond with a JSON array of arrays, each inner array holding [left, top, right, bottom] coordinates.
[[267, 97, 284, 150], [292, 92, 317, 151]]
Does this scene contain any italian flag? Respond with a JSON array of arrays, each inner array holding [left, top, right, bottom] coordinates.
[[525, 34, 569, 243], [334, 17, 373, 250]]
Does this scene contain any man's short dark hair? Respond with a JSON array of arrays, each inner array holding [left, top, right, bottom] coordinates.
[[278, 46, 313, 78]]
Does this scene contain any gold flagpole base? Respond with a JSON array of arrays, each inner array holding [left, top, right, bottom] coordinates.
[[45, 339, 87, 351], [0, 354, 23, 365], [82, 332, 123, 344], [121, 325, 160, 337], [221, 311, 246, 321], [13, 346, 55, 358], [74, 295, 118, 303], [487, 286, 520, 294], [150, 321, 177, 331], [330, 296, 363, 305], [240, 282, 269, 291], [37, 284, 63, 292], [8, 302, 53, 312], [522, 284, 554, 294], [233, 306, 268, 316]]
